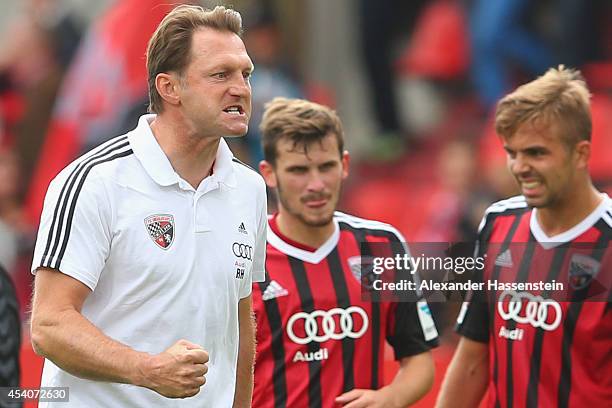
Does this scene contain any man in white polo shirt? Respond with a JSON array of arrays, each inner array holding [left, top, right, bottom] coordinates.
[[30, 5, 266, 407]]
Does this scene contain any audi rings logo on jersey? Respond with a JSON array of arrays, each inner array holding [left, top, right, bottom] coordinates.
[[232, 243, 253, 260], [286, 306, 369, 345], [497, 290, 562, 331]]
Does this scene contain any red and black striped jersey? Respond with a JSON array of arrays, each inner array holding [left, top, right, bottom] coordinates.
[[253, 212, 439, 408], [457, 195, 612, 408]]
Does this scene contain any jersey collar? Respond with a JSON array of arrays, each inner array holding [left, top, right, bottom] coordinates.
[[129, 114, 237, 189], [530, 193, 611, 248], [210, 137, 237, 189], [266, 217, 340, 264]]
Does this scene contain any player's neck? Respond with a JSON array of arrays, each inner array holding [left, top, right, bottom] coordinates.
[[535, 183, 603, 237], [150, 115, 219, 189], [276, 212, 335, 249]]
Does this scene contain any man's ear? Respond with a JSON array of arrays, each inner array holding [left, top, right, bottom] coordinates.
[[341, 150, 350, 180], [155, 72, 181, 107], [574, 140, 591, 170], [259, 160, 277, 188]]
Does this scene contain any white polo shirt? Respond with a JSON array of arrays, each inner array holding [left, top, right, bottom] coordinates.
[[32, 114, 267, 407]]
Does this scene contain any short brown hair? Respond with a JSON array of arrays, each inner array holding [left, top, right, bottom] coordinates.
[[260, 98, 345, 165], [495, 65, 592, 146], [146, 5, 243, 113]]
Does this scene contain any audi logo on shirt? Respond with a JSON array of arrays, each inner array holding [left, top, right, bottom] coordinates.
[[497, 290, 562, 331], [232, 243, 253, 260], [286, 306, 369, 345]]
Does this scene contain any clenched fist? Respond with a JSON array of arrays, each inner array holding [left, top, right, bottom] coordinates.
[[138, 339, 209, 398]]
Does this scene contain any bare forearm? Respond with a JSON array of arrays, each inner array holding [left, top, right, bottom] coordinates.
[[233, 335, 254, 407], [233, 298, 255, 407], [31, 308, 148, 386], [30, 269, 209, 399], [436, 339, 488, 408], [385, 352, 434, 407]]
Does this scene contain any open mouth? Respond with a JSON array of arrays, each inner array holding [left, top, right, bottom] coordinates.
[[223, 105, 244, 115], [520, 179, 544, 196]]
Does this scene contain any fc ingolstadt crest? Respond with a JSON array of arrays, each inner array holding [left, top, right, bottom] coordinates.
[[569, 253, 600, 290], [144, 214, 175, 249], [347, 255, 377, 289]]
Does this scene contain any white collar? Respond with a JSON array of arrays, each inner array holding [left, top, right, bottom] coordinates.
[[530, 193, 611, 248], [128, 114, 237, 190], [267, 219, 340, 264]]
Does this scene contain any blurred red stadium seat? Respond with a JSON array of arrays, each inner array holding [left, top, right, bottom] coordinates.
[[589, 93, 612, 183], [396, 0, 469, 80]]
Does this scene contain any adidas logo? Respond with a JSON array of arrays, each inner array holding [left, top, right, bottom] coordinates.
[[495, 249, 513, 267], [238, 222, 247, 235], [262, 280, 288, 301]]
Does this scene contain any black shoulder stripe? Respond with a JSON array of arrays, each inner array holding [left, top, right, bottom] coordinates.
[[55, 149, 134, 268], [481, 207, 530, 241], [338, 221, 402, 243], [41, 136, 129, 267], [486, 206, 530, 220], [40, 141, 133, 270], [232, 157, 257, 173]]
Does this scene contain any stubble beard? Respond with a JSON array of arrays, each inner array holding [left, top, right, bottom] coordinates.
[[276, 181, 337, 228]]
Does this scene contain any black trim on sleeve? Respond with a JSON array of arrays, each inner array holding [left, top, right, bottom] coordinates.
[[455, 302, 490, 343], [389, 301, 440, 360]]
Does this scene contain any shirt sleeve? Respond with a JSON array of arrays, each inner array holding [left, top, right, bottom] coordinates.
[[383, 229, 439, 359], [31, 166, 112, 291], [386, 299, 440, 359], [455, 215, 490, 343]]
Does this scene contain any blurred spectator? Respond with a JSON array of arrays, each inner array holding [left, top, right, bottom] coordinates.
[[467, 0, 555, 108], [25, 0, 182, 226], [231, 1, 303, 166], [0, 263, 21, 408], [358, 0, 428, 160], [415, 140, 477, 242], [553, 0, 608, 68], [0, 0, 82, 187], [0, 149, 28, 276], [396, 0, 469, 81]]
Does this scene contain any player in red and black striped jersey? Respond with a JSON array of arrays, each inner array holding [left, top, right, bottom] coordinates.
[[438, 66, 612, 408], [254, 98, 438, 408], [453, 196, 612, 407]]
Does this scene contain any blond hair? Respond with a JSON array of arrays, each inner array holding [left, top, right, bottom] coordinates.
[[146, 5, 243, 113], [260, 98, 345, 164], [495, 65, 592, 146]]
